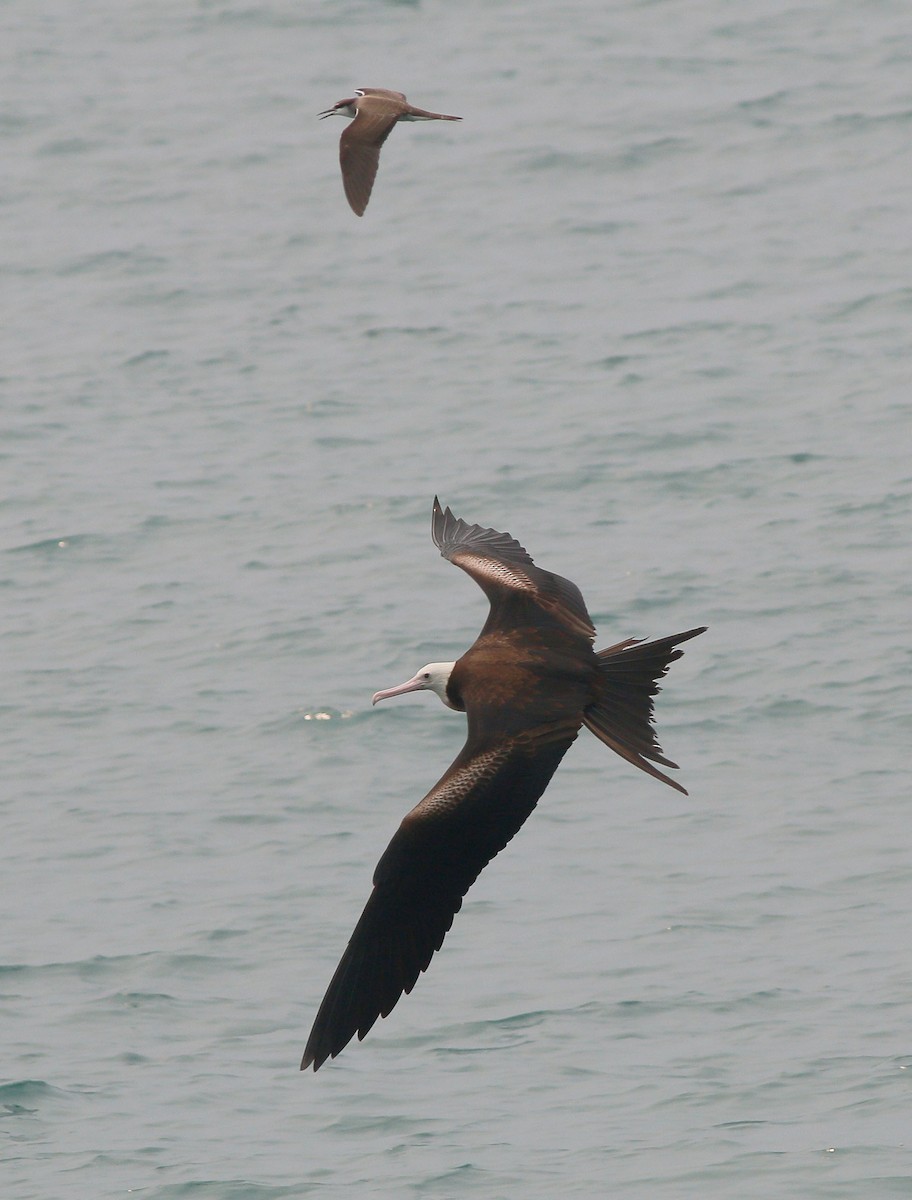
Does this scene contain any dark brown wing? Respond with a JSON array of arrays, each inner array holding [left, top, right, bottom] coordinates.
[[301, 723, 578, 1071], [432, 497, 596, 641], [339, 111, 399, 216]]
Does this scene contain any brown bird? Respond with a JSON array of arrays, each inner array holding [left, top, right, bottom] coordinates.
[[301, 499, 706, 1070], [318, 88, 462, 216]]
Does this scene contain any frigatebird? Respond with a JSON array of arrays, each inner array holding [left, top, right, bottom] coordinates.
[[318, 88, 461, 216], [301, 499, 705, 1070]]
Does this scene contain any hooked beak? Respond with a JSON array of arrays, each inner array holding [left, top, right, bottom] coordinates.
[[371, 673, 427, 706], [318, 108, 337, 119]]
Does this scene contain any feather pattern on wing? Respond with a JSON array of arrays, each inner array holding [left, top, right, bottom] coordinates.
[[301, 724, 578, 1071], [432, 497, 596, 641]]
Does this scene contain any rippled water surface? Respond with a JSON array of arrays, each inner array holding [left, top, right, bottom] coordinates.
[[3, 2, 912, 1196]]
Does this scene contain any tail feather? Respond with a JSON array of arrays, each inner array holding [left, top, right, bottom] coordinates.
[[583, 626, 706, 795]]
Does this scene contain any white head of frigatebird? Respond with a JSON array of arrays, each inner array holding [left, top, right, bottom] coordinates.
[[371, 662, 458, 710], [301, 499, 706, 1071]]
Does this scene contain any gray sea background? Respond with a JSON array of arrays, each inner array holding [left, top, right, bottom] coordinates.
[[3, 1, 912, 1196]]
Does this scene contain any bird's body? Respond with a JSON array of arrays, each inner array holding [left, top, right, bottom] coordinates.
[[301, 500, 706, 1070], [318, 88, 461, 215]]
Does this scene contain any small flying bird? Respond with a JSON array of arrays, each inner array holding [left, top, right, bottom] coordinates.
[[318, 87, 462, 216], [301, 499, 706, 1070]]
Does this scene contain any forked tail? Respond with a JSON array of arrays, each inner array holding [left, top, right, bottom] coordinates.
[[583, 626, 706, 795]]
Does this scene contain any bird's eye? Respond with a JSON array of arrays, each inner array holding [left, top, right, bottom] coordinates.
[[422, 673, 430, 680]]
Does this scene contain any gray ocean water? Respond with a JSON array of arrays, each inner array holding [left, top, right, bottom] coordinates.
[[3, 1, 912, 1196]]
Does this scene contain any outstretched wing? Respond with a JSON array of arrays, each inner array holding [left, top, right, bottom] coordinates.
[[431, 497, 595, 641], [339, 111, 399, 216], [301, 723, 577, 1071]]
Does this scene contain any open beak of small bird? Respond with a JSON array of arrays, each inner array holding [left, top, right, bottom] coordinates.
[[371, 673, 427, 706], [318, 98, 356, 119]]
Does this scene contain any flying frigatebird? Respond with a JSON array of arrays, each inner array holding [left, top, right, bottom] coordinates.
[[301, 499, 705, 1070], [318, 88, 461, 216]]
